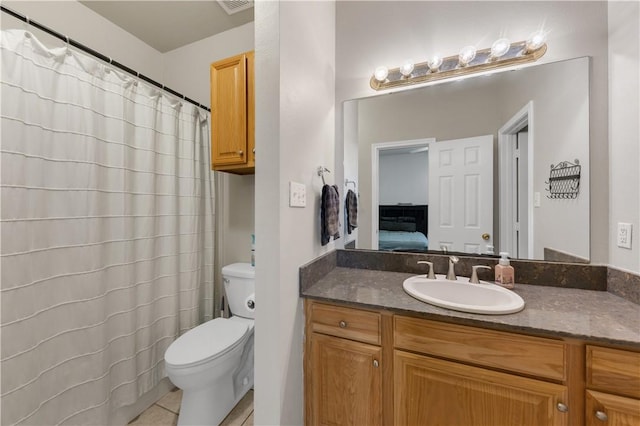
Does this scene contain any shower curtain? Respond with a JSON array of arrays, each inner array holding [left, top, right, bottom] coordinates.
[[0, 30, 215, 425]]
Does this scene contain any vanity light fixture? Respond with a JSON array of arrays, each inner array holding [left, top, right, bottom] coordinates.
[[458, 45, 477, 66], [399, 59, 415, 77], [370, 32, 548, 91], [373, 65, 389, 82]]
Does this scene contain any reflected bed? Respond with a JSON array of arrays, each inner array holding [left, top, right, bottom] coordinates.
[[378, 205, 428, 251]]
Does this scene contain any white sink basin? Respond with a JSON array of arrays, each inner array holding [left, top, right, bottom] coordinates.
[[402, 275, 525, 315]]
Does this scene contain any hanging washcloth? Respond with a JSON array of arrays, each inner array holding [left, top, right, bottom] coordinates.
[[321, 184, 341, 245], [345, 189, 358, 234]]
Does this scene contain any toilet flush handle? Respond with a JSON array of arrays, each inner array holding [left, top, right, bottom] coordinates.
[[247, 300, 255, 309]]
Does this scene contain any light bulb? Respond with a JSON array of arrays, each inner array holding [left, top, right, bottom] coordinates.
[[427, 55, 443, 72], [458, 45, 477, 66], [374, 66, 389, 82], [526, 30, 546, 52], [399, 60, 414, 77], [490, 38, 511, 58]]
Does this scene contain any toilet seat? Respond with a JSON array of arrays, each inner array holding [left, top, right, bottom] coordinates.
[[165, 318, 249, 369]]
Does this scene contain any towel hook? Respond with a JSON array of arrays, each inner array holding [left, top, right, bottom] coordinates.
[[317, 166, 330, 185], [345, 179, 356, 189]]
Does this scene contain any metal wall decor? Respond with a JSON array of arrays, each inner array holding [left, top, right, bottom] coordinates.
[[370, 39, 547, 91], [546, 159, 581, 199]]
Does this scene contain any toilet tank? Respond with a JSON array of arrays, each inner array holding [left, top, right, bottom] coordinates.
[[222, 263, 255, 319]]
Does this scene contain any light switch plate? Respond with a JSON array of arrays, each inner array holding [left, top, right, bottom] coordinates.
[[534, 192, 541, 208], [289, 181, 306, 207], [617, 222, 632, 249]]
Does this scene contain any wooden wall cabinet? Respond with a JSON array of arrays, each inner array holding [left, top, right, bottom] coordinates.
[[586, 346, 640, 425], [210, 51, 254, 174]]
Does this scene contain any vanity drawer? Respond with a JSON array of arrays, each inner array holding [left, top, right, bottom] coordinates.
[[587, 345, 640, 398], [394, 316, 567, 381], [309, 302, 381, 345]]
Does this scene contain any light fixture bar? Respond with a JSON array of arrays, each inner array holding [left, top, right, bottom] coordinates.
[[370, 40, 547, 91]]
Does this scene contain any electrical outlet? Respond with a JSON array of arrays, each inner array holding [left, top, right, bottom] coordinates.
[[289, 181, 306, 207], [617, 222, 632, 249]]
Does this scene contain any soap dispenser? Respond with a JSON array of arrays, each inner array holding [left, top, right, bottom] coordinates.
[[495, 252, 515, 289]]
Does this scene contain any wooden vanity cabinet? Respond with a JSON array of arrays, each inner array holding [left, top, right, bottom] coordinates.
[[585, 345, 640, 425], [304, 300, 639, 426], [304, 302, 384, 426], [210, 51, 254, 174], [394, 316, 571, 426], [395, 351, 568, 426]]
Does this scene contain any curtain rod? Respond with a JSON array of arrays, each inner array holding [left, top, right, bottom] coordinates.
[[1, 5, 211, 113]]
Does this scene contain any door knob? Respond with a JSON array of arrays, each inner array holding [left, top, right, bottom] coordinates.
[[482, 233, 491, 240]]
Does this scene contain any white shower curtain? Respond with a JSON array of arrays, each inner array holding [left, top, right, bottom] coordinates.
[[0, 30, 215, 425]]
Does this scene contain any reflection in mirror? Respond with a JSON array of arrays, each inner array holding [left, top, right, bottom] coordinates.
[[343, 57, 590, 262]]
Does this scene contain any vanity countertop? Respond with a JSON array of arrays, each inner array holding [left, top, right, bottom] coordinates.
[[301, 266, 640, 348]]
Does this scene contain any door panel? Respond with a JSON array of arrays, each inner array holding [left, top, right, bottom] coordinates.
[[428, 135, 493, 253], [395, 350, 568, 426]]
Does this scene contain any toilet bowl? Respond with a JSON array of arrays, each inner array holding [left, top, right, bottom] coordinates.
[[164, 263, 255, 426]]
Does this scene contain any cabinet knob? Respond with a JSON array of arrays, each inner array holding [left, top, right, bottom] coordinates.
[[253, 148, 255, 154], [373, 360, 379, 368], [238, 150, 244, 155], [595, 411, 608, 421], [556, 403, 569, 413], [339, 320, 347, 328]]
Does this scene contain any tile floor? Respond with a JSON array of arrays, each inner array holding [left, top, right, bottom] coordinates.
[[129, 388, 254, 426]]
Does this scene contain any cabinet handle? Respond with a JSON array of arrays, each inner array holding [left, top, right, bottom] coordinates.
[[238, 150, 244, 155], [556, 403, 569, 413], [338, 320, 347, 328], [373, 360, 379, 368], [595, 411, 608, 421]]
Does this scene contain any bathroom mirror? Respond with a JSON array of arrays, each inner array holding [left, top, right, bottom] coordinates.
[[344, 56, 590, 262]]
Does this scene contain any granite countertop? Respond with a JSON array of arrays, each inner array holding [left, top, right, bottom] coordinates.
[[301, 266, 640, 348]]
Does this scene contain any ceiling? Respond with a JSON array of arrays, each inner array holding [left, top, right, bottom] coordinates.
[[80, 1, 254, 53]]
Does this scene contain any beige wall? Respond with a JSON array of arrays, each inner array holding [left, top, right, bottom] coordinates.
[[254, 1, 336, 424], [336, 0, 610, 265], [608, 1, 640, 273]]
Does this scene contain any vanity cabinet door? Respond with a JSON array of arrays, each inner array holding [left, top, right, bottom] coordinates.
[[308, 333, 382, 426], [395, 350, 569, 426], [586, 390, 640, 426]]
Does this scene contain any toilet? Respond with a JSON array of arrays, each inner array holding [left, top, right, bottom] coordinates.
[[164, 263, 255, 426]]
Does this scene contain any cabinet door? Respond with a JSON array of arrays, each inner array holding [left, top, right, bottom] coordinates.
[[395, 350, 569, 426], [586, 390, 640, 426], [211, 53, 247, 166], [309, 333, 382, 426]]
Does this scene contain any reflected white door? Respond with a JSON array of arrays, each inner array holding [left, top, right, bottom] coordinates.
[[428, 135, 493, 254]]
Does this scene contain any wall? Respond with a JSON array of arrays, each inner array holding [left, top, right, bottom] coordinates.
[[608, 1, 640, 273], [379, 152, 429, 205], [254, 1, 335, 424], [1, 1, 163, 78], [335, 1, 609, 265], [162, 25, 256, 311]]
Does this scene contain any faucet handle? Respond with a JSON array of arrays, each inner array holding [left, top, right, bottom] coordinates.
[[470, 265, 492, 284], [417, 261, 436, 279]]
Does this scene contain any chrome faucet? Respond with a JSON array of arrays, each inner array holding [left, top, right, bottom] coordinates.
[[446, 256, 459, 280], [470, 265, 492, 284], [417, 261, 436, 279]]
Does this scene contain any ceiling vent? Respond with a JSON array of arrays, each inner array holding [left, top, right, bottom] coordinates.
[[217, 0, 254, 15]]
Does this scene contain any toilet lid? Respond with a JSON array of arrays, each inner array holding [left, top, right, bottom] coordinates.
[[165, 318, 249, 368]]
